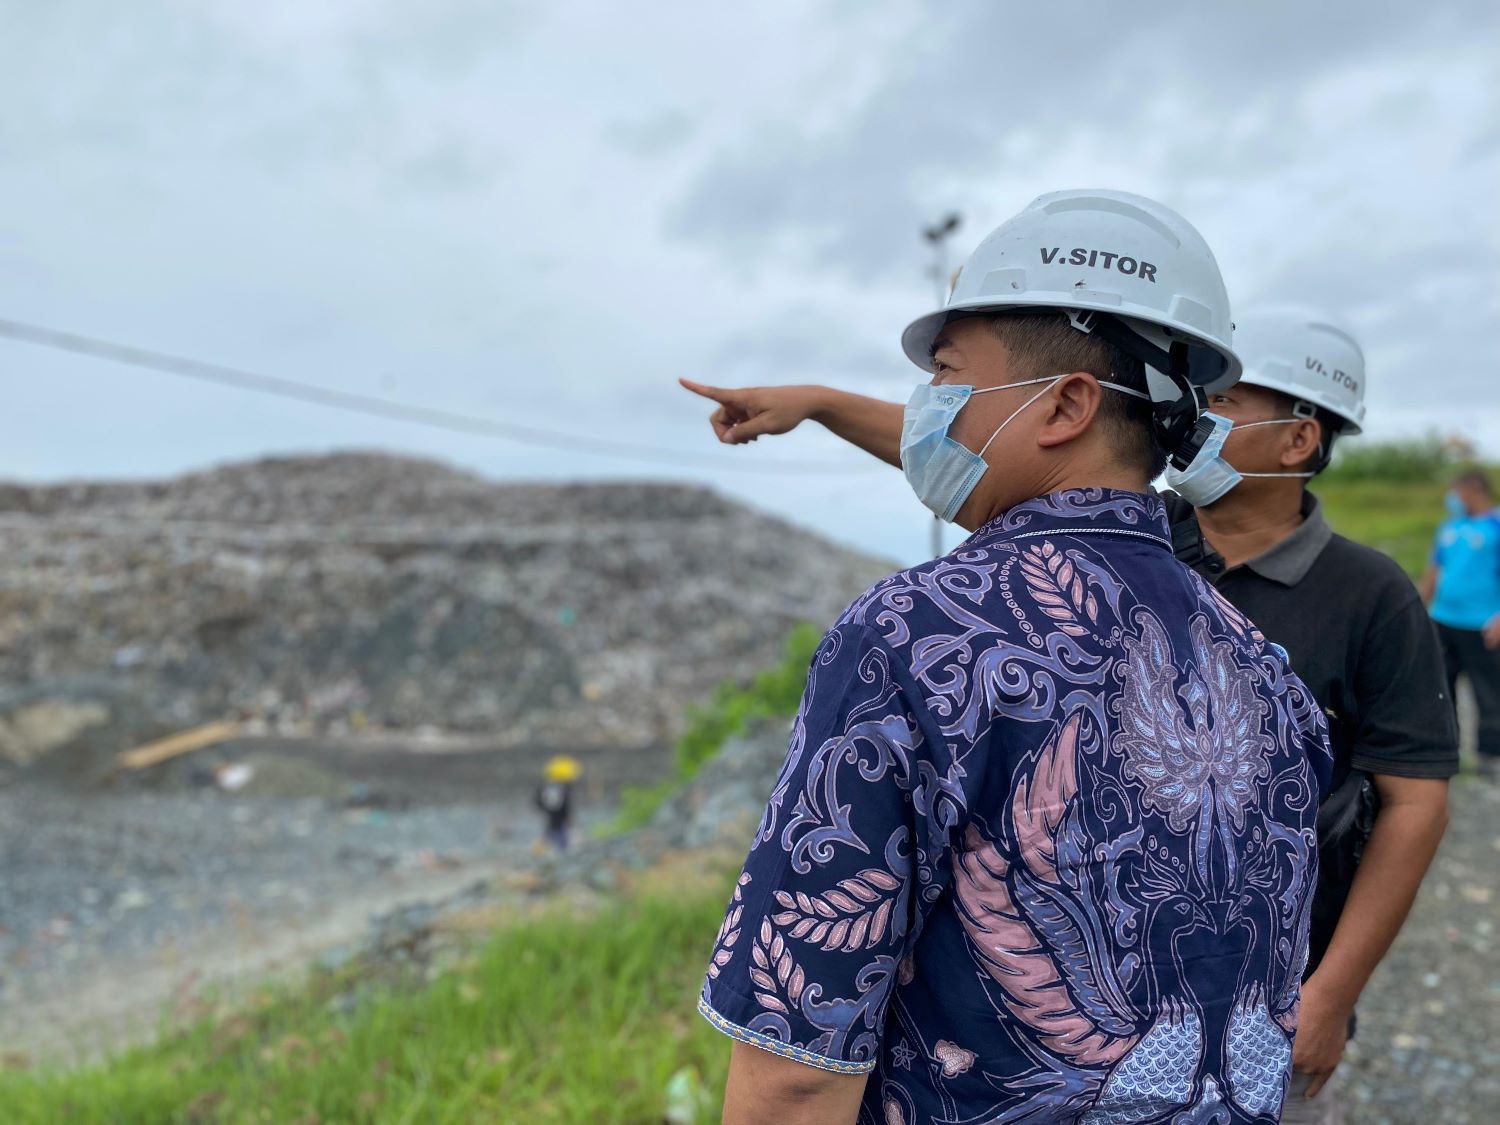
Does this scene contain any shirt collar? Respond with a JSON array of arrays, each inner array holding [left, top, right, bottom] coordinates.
[[1239, 490, 1332, 586], [963, 488, 1172, 551]]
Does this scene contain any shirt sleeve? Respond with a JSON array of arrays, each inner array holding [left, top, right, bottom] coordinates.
[[1349, 590, 1460, 779], [698, 621, 950, 1074], [1430, 524, 1448, 568]]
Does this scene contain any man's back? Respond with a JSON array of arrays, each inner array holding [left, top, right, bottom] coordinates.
[[700, 490, 1331, 1124]]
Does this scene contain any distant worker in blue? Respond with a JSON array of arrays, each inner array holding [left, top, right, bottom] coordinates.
[[1423, 469, 1500, 777]]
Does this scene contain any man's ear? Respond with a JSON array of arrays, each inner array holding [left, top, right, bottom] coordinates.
[[1035, 372, 1102, 449], [1280, 417, 1324, 469]]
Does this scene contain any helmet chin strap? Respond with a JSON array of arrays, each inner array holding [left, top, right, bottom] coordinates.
[[1064, 310, 1211, 469]]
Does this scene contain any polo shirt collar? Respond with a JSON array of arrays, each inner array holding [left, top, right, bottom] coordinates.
[[1240, 490, 1332, 586], [965, 488, 1172, 551]]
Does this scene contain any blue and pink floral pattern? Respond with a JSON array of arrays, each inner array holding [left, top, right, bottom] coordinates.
[[699, 489, 1331, 1124]]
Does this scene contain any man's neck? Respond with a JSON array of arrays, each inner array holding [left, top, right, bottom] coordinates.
[[1193, 485, 1306, 569], [1043, 460, 1148, 500], [970, 461, 1148, 530]]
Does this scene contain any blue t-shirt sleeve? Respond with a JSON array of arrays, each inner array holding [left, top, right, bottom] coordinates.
[[698, 621, 956, 1074]]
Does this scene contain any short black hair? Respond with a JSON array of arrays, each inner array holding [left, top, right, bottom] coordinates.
[[1454, 468, 1493, 496], [982, 311, 1166, 479]]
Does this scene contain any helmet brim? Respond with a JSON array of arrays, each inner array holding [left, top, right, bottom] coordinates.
[[902, 297, 1243, 393]]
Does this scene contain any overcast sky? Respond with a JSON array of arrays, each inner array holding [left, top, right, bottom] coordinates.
[[2, 1, 1496, 563]]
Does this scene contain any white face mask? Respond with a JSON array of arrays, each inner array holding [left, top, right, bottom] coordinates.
[[1165, 415, 1317, 506]]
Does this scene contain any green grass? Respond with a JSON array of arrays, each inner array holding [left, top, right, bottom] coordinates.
[[0, 873, 740, 1124], [1311, 476, 1448, 577], [1312, 434, 1492, 576]]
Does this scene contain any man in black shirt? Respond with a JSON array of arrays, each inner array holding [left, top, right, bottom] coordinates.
[[681, 307, 1456, 1121]]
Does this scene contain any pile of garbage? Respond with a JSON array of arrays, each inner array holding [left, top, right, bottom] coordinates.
[[0, 453, 894, 778]]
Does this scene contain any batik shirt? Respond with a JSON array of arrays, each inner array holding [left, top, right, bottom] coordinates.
[[699, 489, 1332, 1125]]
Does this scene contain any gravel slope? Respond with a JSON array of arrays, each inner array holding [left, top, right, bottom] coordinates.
[[0, 781, 581, 1061], [1339, 776, 1500, 1123]]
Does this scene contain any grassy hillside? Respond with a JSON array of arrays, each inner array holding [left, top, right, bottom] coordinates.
[[0, 857, 742, 1124], [1310, 436, 1476, 577], [1312, 476, 1446, 578]]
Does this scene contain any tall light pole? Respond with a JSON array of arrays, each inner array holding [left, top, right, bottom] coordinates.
[[922, 213, 962, 559]]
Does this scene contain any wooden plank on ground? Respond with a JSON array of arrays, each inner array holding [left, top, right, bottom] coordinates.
[[116, 720, 242, 771]]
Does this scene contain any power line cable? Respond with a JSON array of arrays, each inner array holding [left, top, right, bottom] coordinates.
[[0, 315, 878, 475]]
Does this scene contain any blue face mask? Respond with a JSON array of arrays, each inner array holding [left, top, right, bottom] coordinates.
[[900, 377, 1062, 522], [1162, 413, 1239, 507], [1446, 492, 1467, 521], [901, 374, 1149, 523]]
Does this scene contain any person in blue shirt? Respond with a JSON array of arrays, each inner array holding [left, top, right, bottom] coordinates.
[[696, 191, 1332, 1125], [1422, 469, 1500, 776]]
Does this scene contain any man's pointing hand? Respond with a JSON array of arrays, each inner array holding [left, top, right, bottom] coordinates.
[[678, 378, 824, 445]]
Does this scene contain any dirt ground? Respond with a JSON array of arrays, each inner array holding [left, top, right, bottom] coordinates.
[[0, 734, 645, 1062], [1337, 775, 1500, 1123]]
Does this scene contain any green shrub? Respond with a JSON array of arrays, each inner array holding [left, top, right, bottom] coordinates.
[[1321, 433, 1458, 484]]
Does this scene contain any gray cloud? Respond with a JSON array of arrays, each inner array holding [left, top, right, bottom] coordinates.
[[669, 1, 1499, 278], [1, 0, 1495, 567]]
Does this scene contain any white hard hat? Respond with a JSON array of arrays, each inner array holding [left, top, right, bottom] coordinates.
[[902, 189, 1241, 394], [1232, 307, 1366, 435]]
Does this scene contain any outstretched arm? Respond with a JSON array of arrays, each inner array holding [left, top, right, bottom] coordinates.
[[679, 379, 905, 469]]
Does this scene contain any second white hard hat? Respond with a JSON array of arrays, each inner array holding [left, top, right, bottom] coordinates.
[[1232, 307, 1366, 434], [902, 188, 1241, 393]]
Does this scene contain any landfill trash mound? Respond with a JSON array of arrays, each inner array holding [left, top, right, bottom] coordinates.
[[0, 452, 896, 780]]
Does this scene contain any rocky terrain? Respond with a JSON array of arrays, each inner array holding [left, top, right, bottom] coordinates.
[[0, 453, 897, 1061], [0, 452, 895, 778], [4, 711, 1496, 1122]]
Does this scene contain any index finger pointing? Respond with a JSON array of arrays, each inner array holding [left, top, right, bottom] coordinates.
[[679, 377, 735, 404]]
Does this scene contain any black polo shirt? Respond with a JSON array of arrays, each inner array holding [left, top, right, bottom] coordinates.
[[1164, 490, 1458, 975]]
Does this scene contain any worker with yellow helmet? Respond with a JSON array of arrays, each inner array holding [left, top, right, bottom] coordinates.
[[535, 755, 581, 851]]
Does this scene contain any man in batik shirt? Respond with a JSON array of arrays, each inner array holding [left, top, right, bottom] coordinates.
[[697, 191, 1332, 1125]]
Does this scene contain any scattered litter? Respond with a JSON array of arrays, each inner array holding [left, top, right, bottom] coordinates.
[[215, 763, 255, 792], [663, 1066, 711, 1125], [116, 888, 149, 912], [116, 720, 241, 772]]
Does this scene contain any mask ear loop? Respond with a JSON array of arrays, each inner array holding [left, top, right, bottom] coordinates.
[[1233, 418, 1299, 430], [969, 373, 1151, 459], [1229, 416, 1318, 478], [976, 378, 1062, 458]]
